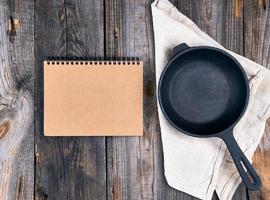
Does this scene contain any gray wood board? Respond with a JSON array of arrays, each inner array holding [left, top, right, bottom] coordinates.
[[34, 0, 106, 199], [244, 0, 270, 199], [105, 0, 166, 199], [0, 0, 34, 199]]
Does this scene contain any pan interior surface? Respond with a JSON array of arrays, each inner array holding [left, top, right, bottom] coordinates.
[[159, 49, 248, 136]]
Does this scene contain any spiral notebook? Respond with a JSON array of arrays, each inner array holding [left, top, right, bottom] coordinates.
[[44, 60, 143, 136]]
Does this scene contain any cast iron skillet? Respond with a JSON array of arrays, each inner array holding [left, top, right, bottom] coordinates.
[[158, 43, 261, 191]]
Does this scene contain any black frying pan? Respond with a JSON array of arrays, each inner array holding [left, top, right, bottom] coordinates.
[[158, 43, 261, 191]]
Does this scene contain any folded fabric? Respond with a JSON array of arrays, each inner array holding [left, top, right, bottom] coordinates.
[[151, 0, 270, 199]]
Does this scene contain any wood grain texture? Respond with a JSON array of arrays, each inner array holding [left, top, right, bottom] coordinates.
[[105, 0, 164, 199], [34, 0, 106, 199], [0, 0, 34, 199], [244, 0, 270, 199]]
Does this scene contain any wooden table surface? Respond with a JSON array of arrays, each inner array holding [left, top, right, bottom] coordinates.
[[0, 0, 269, 199]]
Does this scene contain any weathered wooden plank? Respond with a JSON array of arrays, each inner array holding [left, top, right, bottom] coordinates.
[[244, 0, 270, 199], [250, 120, 270, 200], [105, 0, 169, 199], [34, 0, 106, 199], [0, 0, 34, 199]]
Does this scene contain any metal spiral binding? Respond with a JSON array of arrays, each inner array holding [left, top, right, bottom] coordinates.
[[46, 57, 141, 66]]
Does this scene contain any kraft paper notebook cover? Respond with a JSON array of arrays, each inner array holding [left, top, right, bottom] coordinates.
[[43, 60, 143, 136]]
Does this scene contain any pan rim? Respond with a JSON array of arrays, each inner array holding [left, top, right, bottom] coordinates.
[[158, 45, 250, 138]]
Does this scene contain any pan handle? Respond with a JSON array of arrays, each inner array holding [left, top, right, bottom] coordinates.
[[220, 132, 261, 191], [172, 43, 189, 57]]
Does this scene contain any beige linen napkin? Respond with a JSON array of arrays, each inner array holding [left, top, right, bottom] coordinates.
[[152, 0, 270, 199]]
